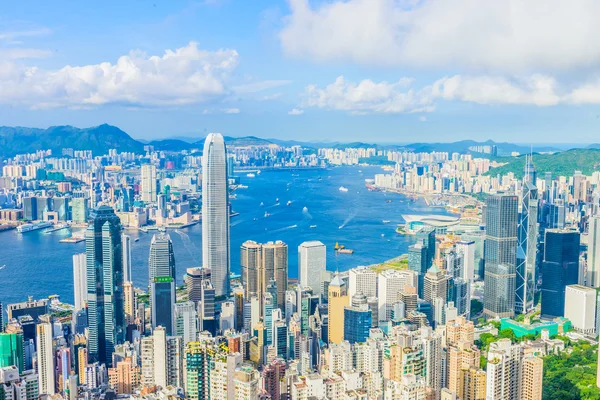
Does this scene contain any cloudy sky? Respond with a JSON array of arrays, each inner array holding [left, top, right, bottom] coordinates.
[[2, 0, 600, 143]]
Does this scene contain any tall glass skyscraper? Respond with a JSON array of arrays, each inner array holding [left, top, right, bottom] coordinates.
[[483, 194, 518, 318], [85, 206, 125, 366], [202, 133, 230, 298], [516, 161, 539, 315], [541, 229, 580, 318], [149, 233, 176, 335]]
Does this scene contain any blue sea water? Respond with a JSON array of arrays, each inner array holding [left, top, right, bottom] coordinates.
[[0, 166, 454, 305]]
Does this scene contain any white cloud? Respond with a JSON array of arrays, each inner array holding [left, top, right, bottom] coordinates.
[[223, 108, 240, 114], [288, 108, 304, 115], [0, 41, 240, 108], [301, 73, 600, 114], [280, 0, 600, 72], [419, 116, 427, 122], [432, 74, 561, 106], [302, 76, 434, 114]]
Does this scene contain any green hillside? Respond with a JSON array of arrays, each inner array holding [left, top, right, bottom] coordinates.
[[485, 149, 600, 179], [0, 124, 144, 157]]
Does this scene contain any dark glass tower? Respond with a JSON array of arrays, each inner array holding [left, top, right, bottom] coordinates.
[[541, 229, 580, 318], [86, 206, 124, 366], [149, 233, 176, 335], [483, 194, 518, 318]]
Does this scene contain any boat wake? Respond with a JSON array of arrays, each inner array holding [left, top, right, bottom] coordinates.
[[173, 229, 201, 264], [270, 224, 299, 233], [302, 206, 312, 220], [338, 211, 357, 230]]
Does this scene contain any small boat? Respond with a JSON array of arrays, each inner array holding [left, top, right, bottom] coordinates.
[[275, 198, 279, 202], [310, 225, 317, 229], [264, 212, 271, 218], [383, 220, 391, 224], [286, 201, 292, 206], [339, 186, 349, 192], [386, 199, 393, 203], [260, 202, 264, 206], [134, 238, 140, 242], [253, 218, 258, 221], [247, 173, 256, 178], [0, 265, 5, 270], [381, 234, 385, 237]]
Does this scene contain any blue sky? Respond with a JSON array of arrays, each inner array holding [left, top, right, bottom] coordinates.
[[1, 0, 600, 143]]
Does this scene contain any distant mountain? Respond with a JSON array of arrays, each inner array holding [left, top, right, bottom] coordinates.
[[0, 124, 143, 157], [147, 139, 198, 152], [484, 148, 600, 178]]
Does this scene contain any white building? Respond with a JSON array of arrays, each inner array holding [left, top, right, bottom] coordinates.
[[588, 216, 600, 288], [72, 253, 87, 311], [202, 133, 230, 297], [36, 322, 55, 395], [378, 269, 417, 321], [486, 339, 521, 400], [565, 284, 597, 335], [455, 241, 475, 282], [174, 301, 198, 345], [298, 241, 326, 296], [349, 266, 378, 299], [141, 164, 157, 203]]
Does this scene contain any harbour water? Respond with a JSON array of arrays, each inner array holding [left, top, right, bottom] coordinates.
[[0, 166, 455, 304]]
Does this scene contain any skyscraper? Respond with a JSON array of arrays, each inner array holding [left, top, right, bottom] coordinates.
[[298, 241, 326, 297], [521, 356, 543, 400], [541, 229, 580, 318], [122, 233, 132, 282], [483, 194, 518, 318], [86, 206, 125, 366], [408, 241, 428, 297], [149, 233, 176, 335], [327, 274, 349, 344], [241, 240, 288, 310], [202, 133, 230, 298], [587, 215, 600, 288], [36, 321, 55, 395], [141, 164, 157, 203], [263, 241, 288, 310], [343, 297, 371, 344], [486, 339, 522, 400], [516, 172, 539, 314], [0, 333, 24, 372], [72, 253, 87, 311]]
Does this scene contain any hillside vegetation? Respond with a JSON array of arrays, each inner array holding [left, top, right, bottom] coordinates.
[[485, 149, 600, 179]]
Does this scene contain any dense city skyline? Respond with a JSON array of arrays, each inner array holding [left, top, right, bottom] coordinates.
[[3, 2, 600, 399], [2, 135, 600, 398]]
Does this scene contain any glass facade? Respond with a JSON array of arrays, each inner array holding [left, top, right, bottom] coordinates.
[[343, 307, 372, 344], [483, 194, 518, 318], [541, 229, 580, 318]]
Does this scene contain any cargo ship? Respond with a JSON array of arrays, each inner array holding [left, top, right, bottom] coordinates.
[[334, 242, 354, 254]]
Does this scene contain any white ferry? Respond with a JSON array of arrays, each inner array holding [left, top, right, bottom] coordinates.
[[17, 221, 53, 233], [339, 186, 349, 192]]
